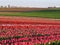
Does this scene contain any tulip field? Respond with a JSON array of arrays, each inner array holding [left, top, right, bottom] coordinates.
[[0, 16, 60, 45], [0, 8, 60, 45]]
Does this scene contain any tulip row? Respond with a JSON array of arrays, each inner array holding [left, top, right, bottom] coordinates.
[[0, 24, 60, 45], [0, 35, 60, 45]]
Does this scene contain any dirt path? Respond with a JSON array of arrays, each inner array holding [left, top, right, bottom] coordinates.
[[0, 16, 60, 25]]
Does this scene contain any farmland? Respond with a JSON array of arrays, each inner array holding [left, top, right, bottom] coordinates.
[[0, 16, 60, 45], [0, 8, 60, 19], [0, 8, 60, 45], [0, 9, 60, 19]]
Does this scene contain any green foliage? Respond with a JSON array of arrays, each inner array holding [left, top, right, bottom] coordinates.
[[0, 10, 60, 19], [57, 42, 60, 45], [46, 42, 50, 45], [34, 41, 60, 45], [37, 34, 42, 36], [40, 43, 44, 45], [44, 34, 50, 36], [50, 42, 56, 45], [34, 43, 44, 45], [0, 36, 21, 41], [13, 36, 20, 39], [34, 43, 40, 45]]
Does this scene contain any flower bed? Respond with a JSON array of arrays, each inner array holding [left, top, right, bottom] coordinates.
[[0, 24, 60, 45]]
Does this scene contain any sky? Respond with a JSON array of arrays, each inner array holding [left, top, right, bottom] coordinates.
[[0, 0, 60, 8]]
